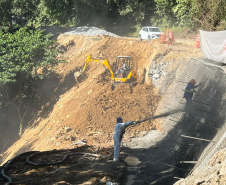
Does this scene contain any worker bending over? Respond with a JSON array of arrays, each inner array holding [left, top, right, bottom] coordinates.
[[113, 117, 137, 161]]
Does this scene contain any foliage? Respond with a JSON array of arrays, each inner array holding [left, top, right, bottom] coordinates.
[[190, 0, 226, 30], [0, 0, 13, 31], [153, 0, 178, 27], [11, 0, 40, 22], [0, 27, 61, 83], [0, 27, 63, 136], [173, 0, 193, 27], [0, 0, 225, 33]]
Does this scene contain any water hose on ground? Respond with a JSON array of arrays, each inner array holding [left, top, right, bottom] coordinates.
[[1, 148, 112, 185]]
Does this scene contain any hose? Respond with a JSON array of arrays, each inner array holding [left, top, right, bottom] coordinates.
[[26, 151, 110, 166], [1, 147, 112, 185], [1, 151, 37, 185]]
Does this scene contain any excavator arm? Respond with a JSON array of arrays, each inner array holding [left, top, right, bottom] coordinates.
[[82, 55, 115, 78]]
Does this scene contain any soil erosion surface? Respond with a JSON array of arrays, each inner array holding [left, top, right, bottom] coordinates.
[[0, 31, 201, 184]]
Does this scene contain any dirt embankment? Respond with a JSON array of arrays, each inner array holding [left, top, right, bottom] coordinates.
[[1, 35, 166, 164]]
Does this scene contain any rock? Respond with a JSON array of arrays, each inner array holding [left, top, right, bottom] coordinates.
[[54, 181, 70, 185], [153, 73, 160, 78], [70, 136, 76, 141], [124, 156, 141, 166], [64, 126, 72, 133], [56, 142, 61, 146], [100, 176, 107, 183], [88, 89, 92, 94]]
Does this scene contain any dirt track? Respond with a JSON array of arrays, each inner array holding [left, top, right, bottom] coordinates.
[[0, 34, 204, 184]]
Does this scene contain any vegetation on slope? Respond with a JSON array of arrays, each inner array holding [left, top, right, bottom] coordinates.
[[0, 0, 225, 34]]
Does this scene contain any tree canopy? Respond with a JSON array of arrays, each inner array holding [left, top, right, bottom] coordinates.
[[0, 27, 60, 83], [0, 26, 63, 136], [0, 0, 225, 32]]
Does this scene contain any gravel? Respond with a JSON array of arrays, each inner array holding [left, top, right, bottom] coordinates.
[[64, 26, 119, 37]]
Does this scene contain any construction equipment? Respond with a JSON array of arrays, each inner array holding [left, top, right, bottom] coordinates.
[[74, 55, 137, 86]]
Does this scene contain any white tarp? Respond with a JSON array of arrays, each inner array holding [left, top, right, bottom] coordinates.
[[200, 30, 226, 63]]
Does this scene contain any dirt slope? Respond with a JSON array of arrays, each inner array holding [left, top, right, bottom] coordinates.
[[0, 33, 205, 184], [1, 35, 164, 163]]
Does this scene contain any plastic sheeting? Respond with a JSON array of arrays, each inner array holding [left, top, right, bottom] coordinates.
[[200, 30, 226, 63]]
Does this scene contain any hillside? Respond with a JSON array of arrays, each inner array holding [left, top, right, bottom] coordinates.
[[0, 29, 209, 184]]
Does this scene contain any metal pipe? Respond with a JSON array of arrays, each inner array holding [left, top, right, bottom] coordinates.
[[180, 161, 197, 164], [174, 177, 184, 180], [181, 135, 214, 142]]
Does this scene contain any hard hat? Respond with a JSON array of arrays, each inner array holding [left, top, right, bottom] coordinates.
[[190, 79, 196, 84], [117, 117, 123, 122]]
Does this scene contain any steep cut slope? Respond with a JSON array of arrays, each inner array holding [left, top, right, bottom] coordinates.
[[1, 35, 164, 164]]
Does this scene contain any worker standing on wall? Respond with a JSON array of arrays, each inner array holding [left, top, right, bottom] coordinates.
[[113, 117, 137, 161], [184, 79, 200, 111]]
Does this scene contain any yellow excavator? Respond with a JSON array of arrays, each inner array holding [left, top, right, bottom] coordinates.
[[74, 55, 137, 87]]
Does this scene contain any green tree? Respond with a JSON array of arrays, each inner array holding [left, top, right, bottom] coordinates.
[[190, 0, 226, 30], [153, 0, 178, 27], [37, 0, 78, 25], [173, 0, 192, 27], [0, 27, 63, 136], [0, 0, 13, 31], [0, 0, 41, 33]]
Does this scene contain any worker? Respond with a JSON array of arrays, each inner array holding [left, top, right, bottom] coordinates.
[[116, 61, 129, 78], [183, 79, 200, 111], [113, 117, 137, 161]]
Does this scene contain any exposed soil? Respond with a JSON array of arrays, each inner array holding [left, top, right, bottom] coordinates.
[[0, 29, 204, 185]]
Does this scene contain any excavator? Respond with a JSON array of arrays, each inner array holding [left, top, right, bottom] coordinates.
[[74, 55, 137, 88]]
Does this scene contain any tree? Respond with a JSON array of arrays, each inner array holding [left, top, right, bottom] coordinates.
[[0, 0, 13, 31], [173, 0, 193, 27], [190, 0, 226, 30], [0, 27, 63, 136], [153, 0, 178, 27], [36, 0, 78, 26]]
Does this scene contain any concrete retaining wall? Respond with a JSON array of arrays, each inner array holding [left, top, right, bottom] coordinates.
[[153, 58, 226, 180]]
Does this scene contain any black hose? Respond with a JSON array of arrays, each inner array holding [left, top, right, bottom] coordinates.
[[1, 151, 37, 185], [26, 151, 110, 166], [1, 148, 112, 185]]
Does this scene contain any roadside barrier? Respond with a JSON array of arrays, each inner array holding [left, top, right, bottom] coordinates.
[[160, 33, 166, 44], [169, 31, 174, 43], [194, 34, 201, 48]]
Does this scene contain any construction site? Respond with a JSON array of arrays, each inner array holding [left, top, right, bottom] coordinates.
[[0, 27, 226, 185]]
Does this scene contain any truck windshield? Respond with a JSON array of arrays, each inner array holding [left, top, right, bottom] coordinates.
[[149, 28, 160, 32]]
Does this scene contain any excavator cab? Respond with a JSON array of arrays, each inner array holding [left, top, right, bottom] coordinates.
[[113, 56, 137, 84], [115, 56, 132, 78]]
